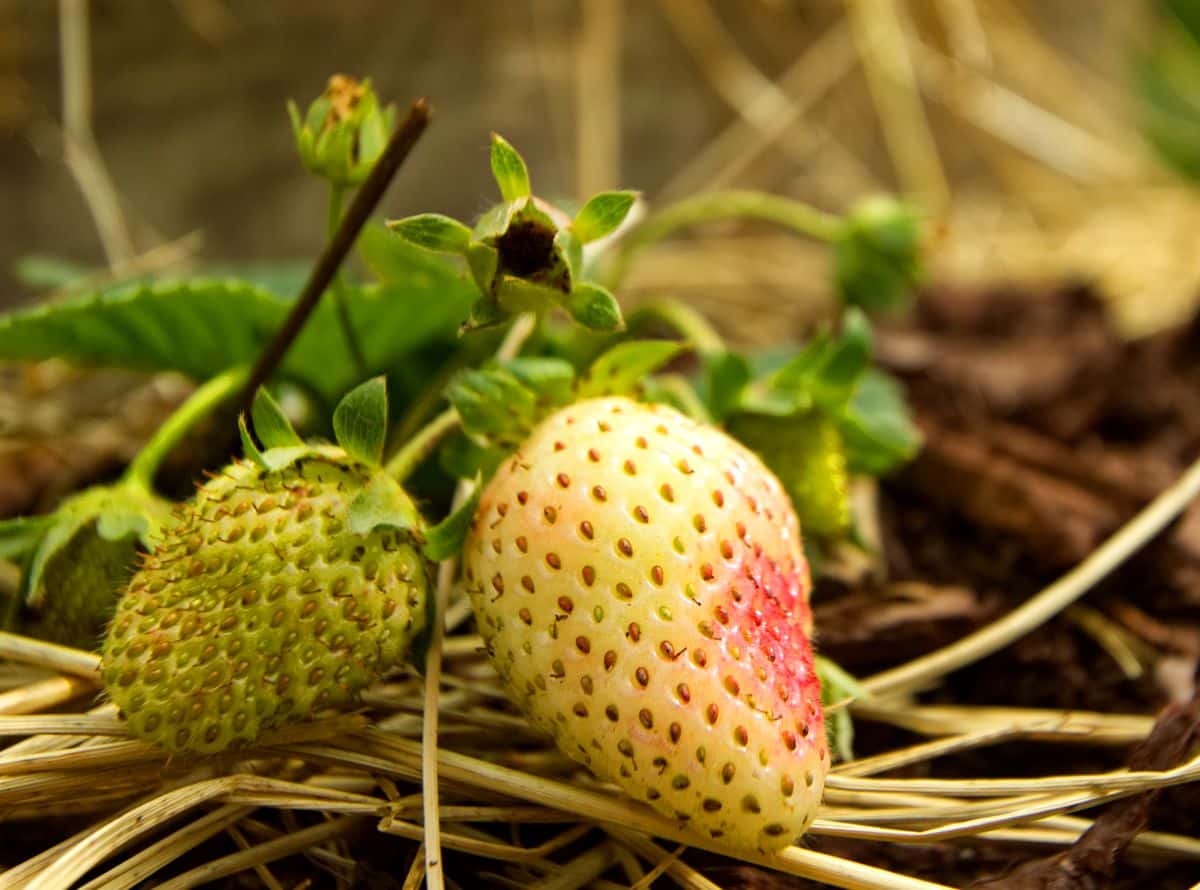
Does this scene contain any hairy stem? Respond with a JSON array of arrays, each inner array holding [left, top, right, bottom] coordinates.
[[629, 297, 725, 356], [122, 365, 251, 492], [385, 409, 460, 483], [327, 184, 368, 376], [603, 189, 842, 288], [237, 99, 432, 414]]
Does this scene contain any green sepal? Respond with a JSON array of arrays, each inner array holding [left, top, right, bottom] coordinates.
[[554, 229, 584, 285], [461, 294, 507, 334], [572, 190, 637, 243], [251, 387, 303, 450], [567, 283, 624, 332], [422, 483, 482, 562], [347, 471, 422, 536], [578, 340, 683, 398], [239, 413, 269, 470], [496, 276, 563, 315], [640, 374, 711, 422], [815, 656, 868, 763], [465, 243, 500, 297], [333, 377, 389, 466], [840, 368, 922, 476], [439, 433, 506, 482], [833, 196, 922, 313], [448, 358, 575, 451], [490, 133, 532, 202], [22, 483, 169, 610], [388, 214, 473, 255], [0, 516, 52, 562], [471, 204, 514, 244]]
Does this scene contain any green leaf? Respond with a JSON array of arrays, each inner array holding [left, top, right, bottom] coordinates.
[[439, 433, 506, 481], [839, 368, 921, 475], [0, 516, 51, 561], [448, 359, 573, 451], [251, 388, 303, 450], [423, 484, 482, 561], [813, 309, 872, 405], [572, 191, 638, 243], [0, 279, 285, 381], [506, 357, 577, 405], [579, 340, 683, 398], [490, 133, 532, 202], [705, 350, 752, 422], [333, 377, 389, 466], [566, 283, 624, 332], [348, 472, 421, 535], [388, 214, 473, 254]]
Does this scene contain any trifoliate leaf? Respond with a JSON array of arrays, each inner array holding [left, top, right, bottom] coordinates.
[[840, 368, 922, 475], [572, 191, 638, 243], [387, 214, 473, 254], [423, 484, 482, 561], [347, 472, 421, 536], [578, 340, 683, 398], [333, 377, 389, 466], [567, 283, 624, 332], [490, 133, 532, 202], [251, 388, 303, 451]]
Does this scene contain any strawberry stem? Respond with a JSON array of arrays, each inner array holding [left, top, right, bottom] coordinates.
[[327, 183, 369, 378], [384, 407, 460, 483], [121, 364, 251, 493], [628, 297, 725, 356], [601, 189, 843, 288]]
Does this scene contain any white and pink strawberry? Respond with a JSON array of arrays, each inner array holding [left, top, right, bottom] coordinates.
[[464, 396, 827, 851]]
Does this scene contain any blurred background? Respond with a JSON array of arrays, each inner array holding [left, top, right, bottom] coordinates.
[[2, 0, 1196, 341]]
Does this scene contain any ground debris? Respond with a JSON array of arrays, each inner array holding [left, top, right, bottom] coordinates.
[[968, 691, 1200, 889]]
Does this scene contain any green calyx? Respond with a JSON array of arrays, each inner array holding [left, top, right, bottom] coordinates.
[[833, 196, 923, 313], [387, 134, 636, 334], [11, 482, 172, 647], [288, 74, 397, 187]]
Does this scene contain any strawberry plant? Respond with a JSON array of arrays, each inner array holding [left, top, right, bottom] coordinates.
[[0, 73, 923, 875]]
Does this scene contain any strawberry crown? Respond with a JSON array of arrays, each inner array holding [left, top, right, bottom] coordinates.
[[388, 135, 637, 335]]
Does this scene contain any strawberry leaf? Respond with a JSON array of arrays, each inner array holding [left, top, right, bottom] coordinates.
[[333, 377, 389, 466], [422, 484, 482, 561], [578, 340, 683, 398], [572, 191, 638, 243], [490, 133, 531, 202], [839, 368, 921, 475]]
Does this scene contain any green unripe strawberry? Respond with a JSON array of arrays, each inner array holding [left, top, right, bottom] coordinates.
[[20, 484, 170, 649], [465, 397, 827, 852], [101, 446, 431, 754], [725, 412, 851, 539]]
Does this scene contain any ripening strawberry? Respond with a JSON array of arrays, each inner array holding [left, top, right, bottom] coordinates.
[[464, 397, 827, 851], [101, 447, 431, 754]]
